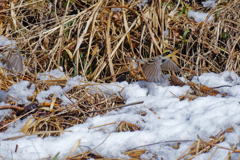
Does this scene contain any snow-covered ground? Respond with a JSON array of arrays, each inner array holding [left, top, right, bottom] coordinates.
[[0, 70, 240, 159]]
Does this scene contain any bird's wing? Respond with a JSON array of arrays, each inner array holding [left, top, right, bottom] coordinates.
[[160, 58, 181, 72], [126, 57, 147, 64], [142, 58, 162, 82], [6, 52, 23, 73]]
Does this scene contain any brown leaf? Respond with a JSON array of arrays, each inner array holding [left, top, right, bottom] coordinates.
[[172, 142, 180, 149], [170, 74, 186, 87], [116, 121, 141, 132], [187, 81, 226, 97], [225, 126, 234, 133], [124, 149, 146, 158], [140, 111, 147, 116], [43, 37, 49, 49]]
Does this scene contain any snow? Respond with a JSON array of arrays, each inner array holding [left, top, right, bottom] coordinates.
[[1, 69, 240, 159], [0, 81, 35, 104], [202, 0, 217, 8], [187, 0, 216, 23], [188, 10, 214, 23], [0, 35, 16, 49], [164, 30, 169, 36], [37, 67, 65, 80]]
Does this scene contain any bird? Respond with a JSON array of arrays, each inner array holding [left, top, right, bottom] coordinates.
[[0, 47, 24, 73], [127, 53, 181, 82]]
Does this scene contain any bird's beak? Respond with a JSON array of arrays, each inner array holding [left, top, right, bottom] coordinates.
[[163, 49, 171, 54], [161, 49, 172, 59]]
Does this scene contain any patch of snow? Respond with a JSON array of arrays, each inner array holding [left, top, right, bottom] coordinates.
[[0, 35, 16, 49], [188, 10, 214, 22], [202, 0, 217, 8], [37, 66, 65, 80], [164, 30, 169, 36], [1, 70, 240, 159]]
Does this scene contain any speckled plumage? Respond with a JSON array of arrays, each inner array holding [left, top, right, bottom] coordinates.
[[127, 55, 181, 82], [0, 48, 24, 73]]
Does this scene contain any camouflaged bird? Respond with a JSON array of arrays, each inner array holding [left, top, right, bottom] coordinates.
[[0, 47, 24, 73], [127, 54, 181, 82]]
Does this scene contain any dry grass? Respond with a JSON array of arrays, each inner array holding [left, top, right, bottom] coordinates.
[[0, 0, 239, 82]]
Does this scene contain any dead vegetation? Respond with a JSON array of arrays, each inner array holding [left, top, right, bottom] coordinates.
[[0, 0, 240, 159], [0, 0, 239, 82]]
